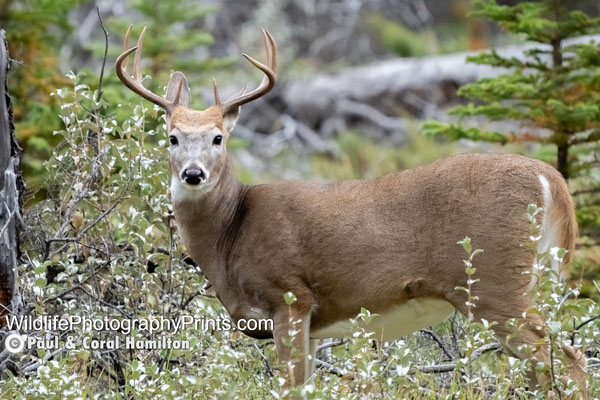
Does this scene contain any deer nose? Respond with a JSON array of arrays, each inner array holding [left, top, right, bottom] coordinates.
[[182, 168, 206, 185]]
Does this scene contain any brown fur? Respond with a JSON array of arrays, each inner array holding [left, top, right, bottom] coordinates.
[[170, 106, 224, 131], [547, 169, 578, 267]]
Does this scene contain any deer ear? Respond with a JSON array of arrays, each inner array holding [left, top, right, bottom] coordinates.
[[221, 84, 246, 132], [223, 107, 240, 132], [165, 71, 191, 108]]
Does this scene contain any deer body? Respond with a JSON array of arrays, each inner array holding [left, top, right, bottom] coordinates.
[[172, 151, 566, 339], [117, 27, 587, 394]]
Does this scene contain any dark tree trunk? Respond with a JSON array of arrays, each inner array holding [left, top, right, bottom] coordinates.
[[551, 34, 569, 180], [557, 142, 569, 180], [0, 30, 22, 325]]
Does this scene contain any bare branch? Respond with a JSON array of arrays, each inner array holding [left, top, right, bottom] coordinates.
[[420, 328, 454, 361], [48, 196, 126, 258], [95, 6, 109, 103], [316, 339, 346, 353], [407, 343, 502, 375], [315, 359, 346, 377], [571, 314, 600, 345], [22, 347, 66, 375]]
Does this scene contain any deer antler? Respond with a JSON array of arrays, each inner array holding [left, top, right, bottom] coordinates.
[[116, 25, 183, 113], [216, 28, 277, 114]]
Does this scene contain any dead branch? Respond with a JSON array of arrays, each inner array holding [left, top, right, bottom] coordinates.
[[95, 6, 108, 103], [42, 261, 111, 304], [571, 315, 600, 346], [47, 196, 127, 258], [22, 346, 66, 375], [407, 342, 502, 375], [316, 339, 346, 353], [253, 343, 274, 378], [315, 359, 346, 377], [420, 328, 454, 361]]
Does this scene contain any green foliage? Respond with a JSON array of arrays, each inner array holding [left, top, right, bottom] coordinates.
[[1, 0, 90, 185], [366, 5, 481, 57], [423, 120, 507, 143], [523, 204, 596, 397], [366, 13, 429, 57], [470, 0, 600, 42], [310, 129, 457, 180]]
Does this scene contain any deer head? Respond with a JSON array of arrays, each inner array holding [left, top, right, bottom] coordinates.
[[116, 26, 277, 199]]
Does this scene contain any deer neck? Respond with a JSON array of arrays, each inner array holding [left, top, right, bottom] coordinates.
[[171, 161, 246, 279]]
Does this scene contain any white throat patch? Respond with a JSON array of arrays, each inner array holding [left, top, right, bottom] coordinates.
[[170, 176, 216, 203]]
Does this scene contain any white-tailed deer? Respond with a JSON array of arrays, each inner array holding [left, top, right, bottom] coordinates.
[[116, 27, 587, 394]]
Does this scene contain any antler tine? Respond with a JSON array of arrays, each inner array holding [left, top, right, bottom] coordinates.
[[115, 26, 176, 112], [122, 25, 132, 71], [239, 82, 248, 96], [133, 26, 146, 82], [213, 77, 221, 105], [252, 28, 275, 91], [262, 29, 273, 70], [262, 28, 278, 73], [220, 29, 278, 114]]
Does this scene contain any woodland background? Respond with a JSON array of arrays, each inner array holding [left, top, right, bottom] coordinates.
[[0, 0, 599, 398]]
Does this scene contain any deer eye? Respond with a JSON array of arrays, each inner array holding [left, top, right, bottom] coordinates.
[[213, 135, 223, 145], [169, 135, 178, 146]]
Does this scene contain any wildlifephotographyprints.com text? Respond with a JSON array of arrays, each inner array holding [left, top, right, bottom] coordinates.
[[3, 315, 273, 354]]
